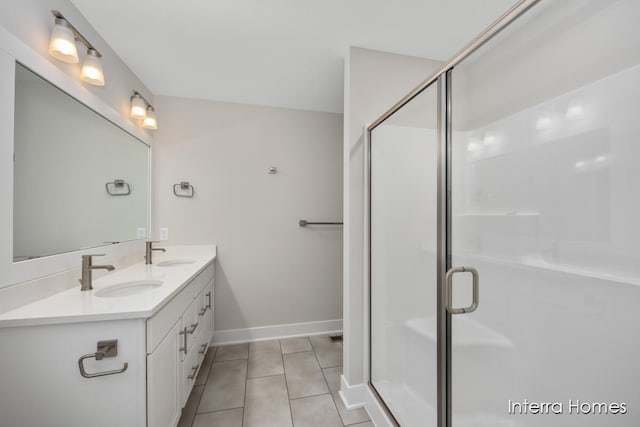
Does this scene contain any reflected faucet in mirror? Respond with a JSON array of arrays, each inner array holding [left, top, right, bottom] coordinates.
[[145, 241, 166, 265], [80, 254, 115, 291]]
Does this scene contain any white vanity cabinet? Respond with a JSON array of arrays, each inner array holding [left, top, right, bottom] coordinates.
[[0, 319, 147, 427], [147, 261, 215, 426], [0, 249, 216, 427]]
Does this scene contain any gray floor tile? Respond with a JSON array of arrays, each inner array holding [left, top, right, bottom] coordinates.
[[283, 351, 329, 399], [193, 408, 243, 427], [195, 347, 217, 386], [248, 350, 284, 378], [250, 339, 281, 353], [322, 367, 370, 425], [322, 366, 342, 393], [310, 335, 343, 368], [243, 375, 292, 427], [181, 335, 351, 427], [290, 394, 343, 427], [177, 385, 204, 427], [215, 343, 249, 361], [280, 337, 312, 354], [198, 359, 247, 413]]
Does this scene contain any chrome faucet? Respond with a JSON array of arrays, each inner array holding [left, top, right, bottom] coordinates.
[[80, 254, 115, 291], [145, 241, 166, 265]]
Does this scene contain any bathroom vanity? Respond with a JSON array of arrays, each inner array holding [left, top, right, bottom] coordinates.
[[0, 14, 213, 427], [0, 245, 216, 427]]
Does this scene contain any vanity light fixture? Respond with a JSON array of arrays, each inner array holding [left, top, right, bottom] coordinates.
[[80, 48, 105, 86], [48, 10, 105, 86], [130, 93, 147, 119], [130, 91, 158, 130], [48, 17, 78, 63], [143, 106, 158, 130]]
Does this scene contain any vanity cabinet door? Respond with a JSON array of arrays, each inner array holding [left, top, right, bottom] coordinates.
[[147, 320, 181, 427], [181, 337, 201, 407]]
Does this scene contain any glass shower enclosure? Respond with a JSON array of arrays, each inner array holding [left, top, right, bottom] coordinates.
[[368, 1, 640, 426]]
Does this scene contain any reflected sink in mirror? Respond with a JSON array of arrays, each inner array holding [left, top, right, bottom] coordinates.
[[95, 280, 163, 298], [155, 259, 196, 267]]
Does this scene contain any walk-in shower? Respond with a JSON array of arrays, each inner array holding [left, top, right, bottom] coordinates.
[[367, 0, 640, 426]]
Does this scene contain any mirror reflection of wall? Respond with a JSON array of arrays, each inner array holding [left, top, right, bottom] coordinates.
[[13, 63, 149, 262]]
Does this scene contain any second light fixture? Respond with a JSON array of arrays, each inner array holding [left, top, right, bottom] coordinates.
[[130, 92, 158, 130]]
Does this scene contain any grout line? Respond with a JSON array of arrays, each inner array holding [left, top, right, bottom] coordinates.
[[289, 392, 333, 402], [312, 338, 347, 426], [280, 336, 313, 355], [241, 356, 248, 426], [321, 363, 343, 369], [247, 372, 287, 380], [196, 405, 245, 416], [310, 337, 331, 392], [282, 338, 295, 426]]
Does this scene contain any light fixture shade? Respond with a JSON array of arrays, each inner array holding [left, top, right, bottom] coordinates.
[[48, 18, 79, 63], [130, 94, 147, 119], [80, 49, 105, 86], [143, 106, 158, 130]]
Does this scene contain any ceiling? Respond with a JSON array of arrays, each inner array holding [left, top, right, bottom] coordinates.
[[70, 0, 516, 113]]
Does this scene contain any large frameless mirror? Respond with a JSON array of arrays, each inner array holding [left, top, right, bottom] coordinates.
[[13, 63, 149, 262]]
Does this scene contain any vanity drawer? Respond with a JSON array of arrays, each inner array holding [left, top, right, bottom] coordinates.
[[146, 279, 197, 353], [183, 298, 200, 358], [194, 262, 215, 296]]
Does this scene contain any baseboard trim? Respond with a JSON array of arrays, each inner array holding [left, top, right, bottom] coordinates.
[[340, 376, 397, 427], [212, 319, 343, 345], [339, 375, 366, 409]]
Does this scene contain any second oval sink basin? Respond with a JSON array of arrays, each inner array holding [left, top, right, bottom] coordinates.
[[155, 259, 196, 267], [95, 280, 164, 298]]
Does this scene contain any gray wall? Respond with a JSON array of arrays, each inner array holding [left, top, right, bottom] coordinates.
[[153, 96, 343, 333], [343, 47, 441, 386]]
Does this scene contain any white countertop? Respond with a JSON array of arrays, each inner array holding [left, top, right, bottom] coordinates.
[[0, 245, 217, 328]]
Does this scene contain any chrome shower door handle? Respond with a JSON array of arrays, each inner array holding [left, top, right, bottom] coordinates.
[[445, 266, 479, 314]]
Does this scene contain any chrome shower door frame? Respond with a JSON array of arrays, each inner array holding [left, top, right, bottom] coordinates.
[[365, 1, 541, 426]]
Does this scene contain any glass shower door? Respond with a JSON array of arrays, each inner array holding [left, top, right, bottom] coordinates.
[[449, 1, 640, 426], [369, 82, 440, 426]]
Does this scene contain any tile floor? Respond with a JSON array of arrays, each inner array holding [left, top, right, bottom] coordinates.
[[177, 335, 373, 427]]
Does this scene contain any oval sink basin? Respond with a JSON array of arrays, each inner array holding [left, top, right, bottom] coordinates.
[[95, 280, 164, 298], [155, 259, 196, 267]]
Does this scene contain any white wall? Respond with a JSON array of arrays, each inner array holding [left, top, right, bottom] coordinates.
[[343, 46, 441, 388], [0, 1, 153, 313], [153, 96, 343, 339]]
